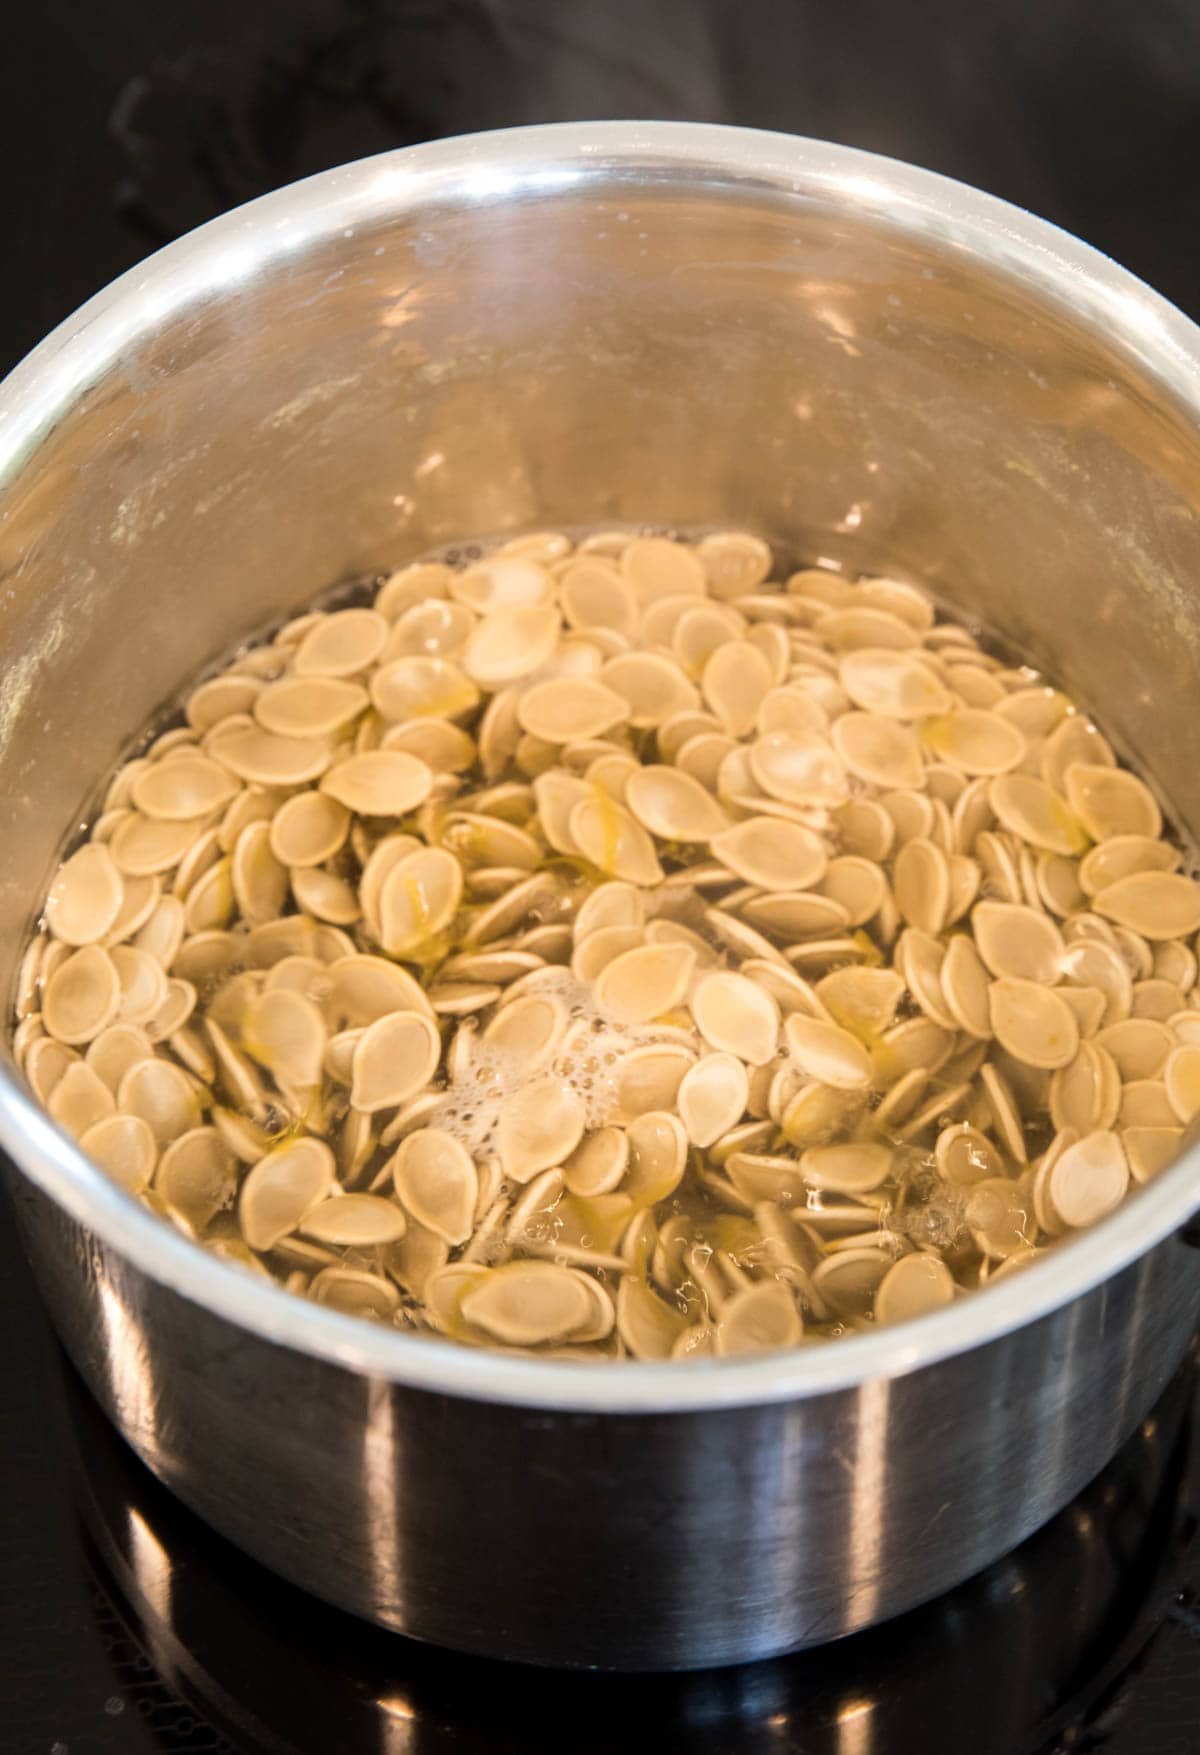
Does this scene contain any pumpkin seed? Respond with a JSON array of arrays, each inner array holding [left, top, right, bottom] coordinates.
[[784, 1015, 874, 1090], [677, 1053, 750, 1148], [711, 816, 827, 892], [691, 971, 780, 1065], [1093, 871, 1200, 940], [350, 1011, 441, 1112], [462, 1261, 594, 1345], [1047, 1130, 1130, 1228], [300, 1193, 408, 1247], [616, 1275, 688, 1358], [132, 755, 240, 822], [715, 1281, 802, 1355], [43, 946, 121, 1045], [973, 901, 1064, 983], [625, 764, 731, 841], [82, 1112, 159, 1192], [49, 1061, 117, 1138], [45, 844, 126, 946], [20, 529, 1196, 1355], [496, 1077, 586, 1183], [874, 1253, 955, 1325], [1123, 1125, 1183, 1184], [156, 1126, 236, 1229], [593, 942, 693, 1026], [319, 750, 433, 816]]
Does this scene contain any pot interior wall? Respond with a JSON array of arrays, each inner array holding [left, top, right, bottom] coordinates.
[[3, 167, 1200, 1015]]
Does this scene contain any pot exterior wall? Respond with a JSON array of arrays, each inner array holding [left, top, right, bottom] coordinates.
[[5, 126, 1200, 1667], [11, 1169, 1198, 1668]]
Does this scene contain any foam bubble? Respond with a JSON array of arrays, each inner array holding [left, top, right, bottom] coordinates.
[[430, 966, 701, 1158]]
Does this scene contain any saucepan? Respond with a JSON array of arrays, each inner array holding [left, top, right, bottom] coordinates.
[[1, 122, 1199, 1670]]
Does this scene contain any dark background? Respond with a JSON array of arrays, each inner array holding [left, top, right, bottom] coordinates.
[[3, 0, 1200, 381], [3, 3, 1200, 1751]]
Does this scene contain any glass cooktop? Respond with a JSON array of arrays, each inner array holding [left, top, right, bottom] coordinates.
[[3, 1209, 1198, 1755], [2, 2, 1199, 1750]]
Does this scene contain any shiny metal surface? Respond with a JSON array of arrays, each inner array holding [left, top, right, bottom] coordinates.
[[2, 122, 1200, 1667], [62, 1337, 1200, 1750]]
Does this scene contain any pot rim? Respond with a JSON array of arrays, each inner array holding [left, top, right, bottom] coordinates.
[[3, 119, 1200, 1414]]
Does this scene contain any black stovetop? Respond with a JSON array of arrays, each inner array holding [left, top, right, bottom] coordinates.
[[2, 4, 1200, 1751], [2, 1205, 1198, 1755]]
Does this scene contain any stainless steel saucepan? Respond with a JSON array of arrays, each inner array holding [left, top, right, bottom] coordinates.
[[2, 122, 1199, 1670]]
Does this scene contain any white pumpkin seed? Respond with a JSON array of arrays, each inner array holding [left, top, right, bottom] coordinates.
[[784, 1015, 874, 1090], [711, 816, 827, 892], [132, 755, 240, 822], [677, 1054, 750, 1148], [118, 1057, 203, 1145], [800, 1141, 891, 1194], [564, 1127, 630, 1197], [893, 838, 950, 935], [839, 648, 950, 718], [1093, 871, 1200, 940], [496, 1077, 586, 1183], [20, 530, 1197, 1360], [300, 1193, 407, 1246], [350, 1011, 441, 1112], [1047, 1130, 1130, 1228], [965, 1178, 1035, 1259], [624, 1111, 688, 1205], [209, 724, 332, 788], [924, 710, 1025, 776], [462, 1261, 593, 1345], [156, 1126, 235, 1229], [82, 1112, 159, 1192], [377, 847, 463, 956], [874, 1253, 955, 1325], [464, 605, 561, 686], [811, 1246, 894, 1317], [1164, 1043, 1200, 1124], [43, 945, 121, 1045], [319, 750, 433, 816], [935, 1124, 1003, 1186], [691, 971, 780, 1065], [624, 764, 731, 841], [1122, 1126, 1183, 1184], [45, 844, 126, 946], [49, 1061, 116, 1138], [1065, 763, 1159, 841], [595, 943, 695, 1026], [715, 1282, 802, 1355], [616, 1275, 688, 1358], [238, 1137, 336, 1249], [832, 712, 924, 790], [973, 901, 1064, 983], [988, 978, 1080, 1070], [569, 793, 663, 886]]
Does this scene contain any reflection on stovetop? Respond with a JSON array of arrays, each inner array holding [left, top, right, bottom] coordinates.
[[57, 1342, 1199, 1755]]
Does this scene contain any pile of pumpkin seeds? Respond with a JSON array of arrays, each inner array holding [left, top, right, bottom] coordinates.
[[13, 528, 1200, 1360]]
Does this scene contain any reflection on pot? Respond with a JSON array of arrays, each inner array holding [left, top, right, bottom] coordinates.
[[63, 1341, 1198, 1755]]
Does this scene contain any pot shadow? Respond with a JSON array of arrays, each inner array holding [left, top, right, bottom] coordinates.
[[60, 1342, 1198, 1755]]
